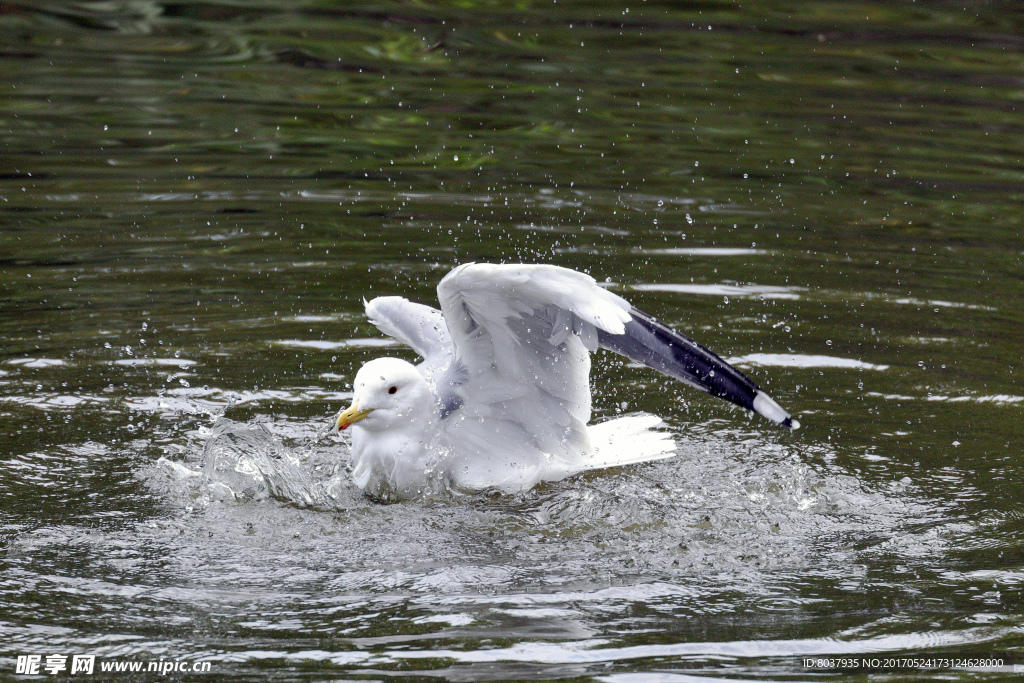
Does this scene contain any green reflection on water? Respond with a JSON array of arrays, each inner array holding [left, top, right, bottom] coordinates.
[[1, 0, 1023, 679]]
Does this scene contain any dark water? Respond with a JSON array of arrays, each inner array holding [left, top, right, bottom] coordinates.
[[2, 1, 1023, 680]]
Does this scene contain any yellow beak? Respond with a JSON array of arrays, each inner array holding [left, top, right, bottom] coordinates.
[[334, 401, 373, 432]]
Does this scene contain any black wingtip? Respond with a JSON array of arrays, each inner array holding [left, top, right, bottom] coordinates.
[[598, 307, 800, 431]]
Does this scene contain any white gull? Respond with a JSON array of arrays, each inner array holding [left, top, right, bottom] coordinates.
[[334, 263, 798, 500]]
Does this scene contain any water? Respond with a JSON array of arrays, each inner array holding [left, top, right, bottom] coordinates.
[[2, 1, 1022, 680]]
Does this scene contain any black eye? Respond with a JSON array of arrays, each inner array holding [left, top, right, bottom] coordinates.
[[388, 386, 397, 394]]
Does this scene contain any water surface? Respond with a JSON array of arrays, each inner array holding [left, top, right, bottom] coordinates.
[[2, 1, 1022, 680]]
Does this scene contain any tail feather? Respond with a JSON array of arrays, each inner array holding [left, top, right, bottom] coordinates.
[[583, 413, 676, 471]]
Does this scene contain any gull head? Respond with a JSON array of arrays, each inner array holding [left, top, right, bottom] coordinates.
[[334, 357, 433, 434]]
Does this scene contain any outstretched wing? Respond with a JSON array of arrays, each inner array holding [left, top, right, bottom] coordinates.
[[434, 263, 798, 434], [435, 263, 633, 485], [364, 296, 453, 379]]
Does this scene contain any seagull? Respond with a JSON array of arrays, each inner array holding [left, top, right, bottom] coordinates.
[[333, 263, 798, 500]]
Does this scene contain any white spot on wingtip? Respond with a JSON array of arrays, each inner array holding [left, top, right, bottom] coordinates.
[[752, 391, 795, 429]]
